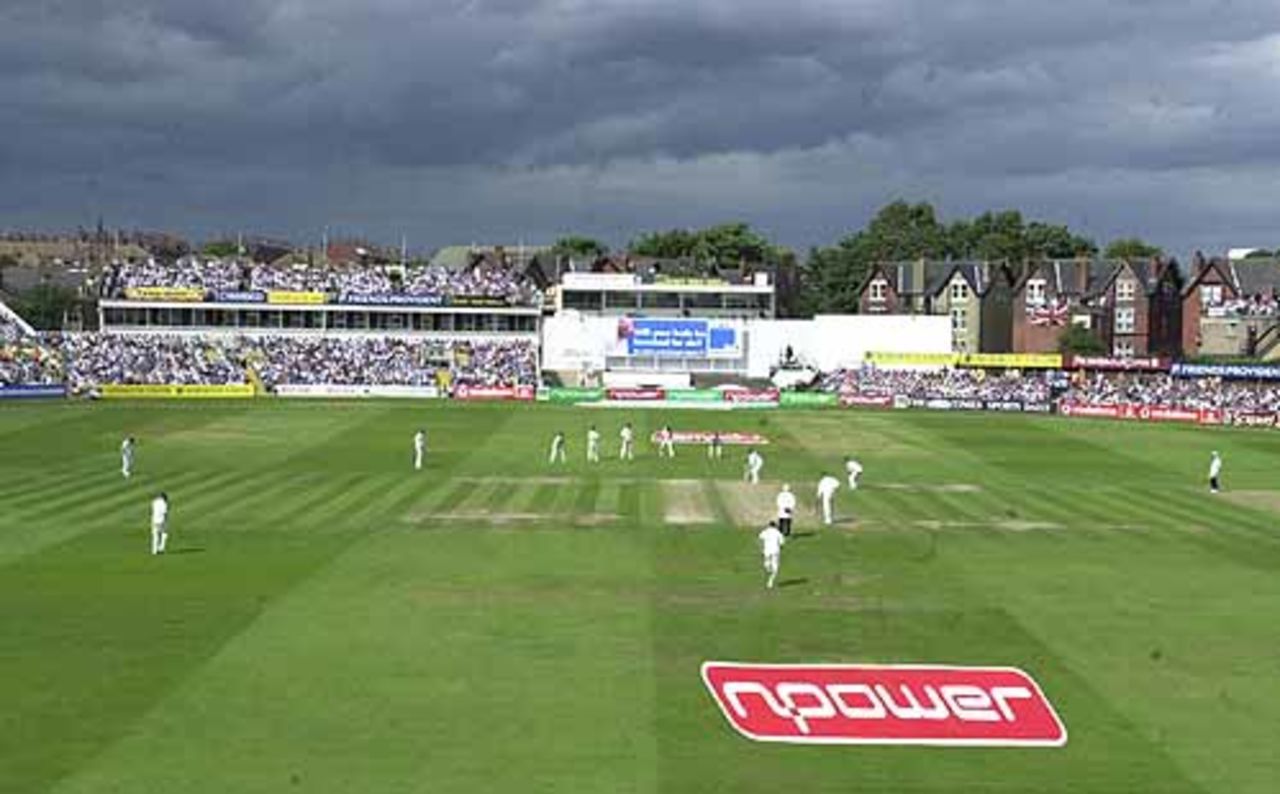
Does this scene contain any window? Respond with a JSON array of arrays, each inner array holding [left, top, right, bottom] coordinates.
[[950, 280, 969, 303], [1116, 279, 1136, 302], [1026, 278, 1047, 306], [1113, 339, 1135, 358], [869, 279, 888, 302], [951, 307, 967, 332], [1115, 307, 1136, 333], [1200, 284, 1223, 305]]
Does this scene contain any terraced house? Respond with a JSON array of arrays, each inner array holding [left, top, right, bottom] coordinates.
[[1181, 254, 1280, 358], [856, 260, 1016, 353], [1010, 258, 1182, 357]]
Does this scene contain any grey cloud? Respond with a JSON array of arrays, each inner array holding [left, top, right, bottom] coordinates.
[[2, 0, 1280, 255]]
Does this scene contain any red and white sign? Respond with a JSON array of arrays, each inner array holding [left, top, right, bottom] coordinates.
[[839, 393, 894, 409], [702, 662, 1067, 747], [453, 384, 535, 402], [1228, 412, 1280, 428], [650, 431, 770, 446], [722, 388, 780, 405], [1060, 401, 1221, 425], [1067, 355, 1169, 372], [606, 387, 667, 402]]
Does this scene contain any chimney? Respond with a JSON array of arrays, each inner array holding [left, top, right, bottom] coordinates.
[[1076, 256, 1090, 296], [912, 257, 926, 298]]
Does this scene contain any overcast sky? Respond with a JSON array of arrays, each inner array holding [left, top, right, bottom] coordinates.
[[2, 0, 1279, 257]]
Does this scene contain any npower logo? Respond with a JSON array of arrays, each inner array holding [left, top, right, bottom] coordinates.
[[702, 662, 1067, 747]]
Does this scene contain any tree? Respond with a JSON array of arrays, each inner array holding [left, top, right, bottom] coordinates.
[[1057, 323, 1106, 355], [1244, 249, 1275, 259], [1104, 238, 1163, 260], [9, 283, 77, 331], [551, 236, 608, 260], [201, 240, 240, 259], [804, 201, 951, 314], [627, 222, 774, 267]]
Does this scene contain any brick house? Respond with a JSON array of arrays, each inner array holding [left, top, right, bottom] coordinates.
[[857, 260, 1007, 352], [1010, 258, 1182, 357], [1181, 255, 1280, 357]]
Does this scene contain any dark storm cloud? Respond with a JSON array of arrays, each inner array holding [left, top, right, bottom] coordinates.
[[1, 0, 1280, 253]]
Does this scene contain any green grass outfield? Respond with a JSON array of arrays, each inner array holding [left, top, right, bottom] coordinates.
[[2, 400, 1279, 793]]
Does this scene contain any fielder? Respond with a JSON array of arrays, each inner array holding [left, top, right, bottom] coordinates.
[[413, 429, 426, 471], [587, 425, 601, 463], [549, 431, 567, 464], [657, 425, 676, 458], [845, 457, 863, 490], [707, 431, 723, 460], [619, 423, 635, 461], [150, 492, 169, 555], [744, 449, 764, 484], [758, 520, 786, 589], [121, 436, 135, 479], [776, 483, 796, 537], [1208, 451, 1223, 493], [816, 473, 841, 526]]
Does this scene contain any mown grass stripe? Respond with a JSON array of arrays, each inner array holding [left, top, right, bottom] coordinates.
[[283, 474, 406, 534], [573, 478, 601, 516], [12, 469, 218, 527], [2, 470, 118, 513]]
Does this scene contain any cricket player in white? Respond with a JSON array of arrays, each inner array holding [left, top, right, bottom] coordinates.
[[549, 431, 567, 464], [845, 457, 863, 490], [707, 432, 723, 460], [776, 483, 797, 536], [1208, 451, 1223, 493], [620, 423, 635, 461], [758, 520, 786, 589], [413, 430, 426, 471], [150, 492, 169, 555], [657, 425, 676, 458], [587, 425, 601, 463], [121, 437, 135, 479], [817, 474, 841, 526], [744, 449, 764, 484]]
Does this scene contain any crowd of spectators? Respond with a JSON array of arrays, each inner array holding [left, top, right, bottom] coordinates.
[[821, 367, 1056, 404], [50, 334, 538, 391], [100, 258, 539, 304], [61, 335, 245, 391], [1062, 373, 1280, 413], [1208, 293, 1279, 317], [1, 312, 62, 386]]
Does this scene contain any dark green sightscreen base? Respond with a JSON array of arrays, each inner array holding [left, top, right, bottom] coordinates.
[[2, 400, 1278, 793]]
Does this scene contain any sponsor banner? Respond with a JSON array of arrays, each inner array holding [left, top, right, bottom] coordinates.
[[1023, 402, 1053, 414], [100, 383, 255, 399], [864, 352, 1063, 369], [0, 384, 66, 399], [983, 400, 1025, 412], [722, 389, 780, 406], [865, 352, 956, 368], [1067, 355, 1169, 372], [606, 387, 667, 402], [1227, 412, 1279, 428], [123, 286, 205, 302], [266, 290, 328, 305], [961, 353, 1063, 370], [653, 275, 728, 286], [1060, 402, 1222, 425], [450, 295, 510, 309], [215, 290, 267, 303], [562, 272, 640, 289], [338, 293, 446, 307], [274, 384, 440, 399], [838, 393, 894, 409], [702, 662, 1067, 747], [542, 386, 605, 403], [780, 391, 839, 408], [667, 389, 725, 404], [617, 317, 742, 359], [452, 384, 535, 401], [1172, 363, 1280, 381], [649, 431, 770, 446]]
